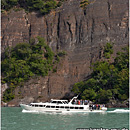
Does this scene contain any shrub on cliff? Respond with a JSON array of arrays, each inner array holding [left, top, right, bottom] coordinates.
[[1, 0, 18, 10], [1, 0, 65, 14], [80, 0, 90, 9], [72, 43, 129, 103], [103, 42, 113, 59], [1, 37, 54, 102], [2, 37, 55, 85], [2, 36, 67, 102]]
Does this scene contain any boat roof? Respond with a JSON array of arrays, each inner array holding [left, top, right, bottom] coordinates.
[[51, 99, 68, 102], [30, 99, 68, 104]]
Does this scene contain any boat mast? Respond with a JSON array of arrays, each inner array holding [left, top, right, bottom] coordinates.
[[68, 95, 78, 105]]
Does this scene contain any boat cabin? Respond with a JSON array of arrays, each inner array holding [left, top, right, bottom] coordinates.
[[50, 99, 68, 104]]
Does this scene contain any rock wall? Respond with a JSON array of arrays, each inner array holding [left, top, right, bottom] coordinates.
[[1, 0, 129, 106]]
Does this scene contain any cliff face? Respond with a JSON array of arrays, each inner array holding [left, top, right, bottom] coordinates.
[[1, 0, 129, 106]]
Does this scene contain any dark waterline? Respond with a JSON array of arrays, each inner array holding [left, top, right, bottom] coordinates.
[[1, 107, 129, 130]]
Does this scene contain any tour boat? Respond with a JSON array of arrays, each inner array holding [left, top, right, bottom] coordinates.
[[20, 96, 107, 113]]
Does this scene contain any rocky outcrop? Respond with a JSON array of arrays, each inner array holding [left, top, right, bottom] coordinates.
[[106, 99, 129, 108], [1, 0, 129, 106]]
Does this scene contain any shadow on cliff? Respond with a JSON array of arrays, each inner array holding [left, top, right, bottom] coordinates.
[[35, 12, 45, 18], [83, 75, 92, 82], [61, 92, 75, 100], [61, 74, 93, 100]]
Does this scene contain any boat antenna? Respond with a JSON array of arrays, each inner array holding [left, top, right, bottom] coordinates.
[[76, 93, 81, 98], [76, 95, 79, 98], [68, 94, 79, 104]]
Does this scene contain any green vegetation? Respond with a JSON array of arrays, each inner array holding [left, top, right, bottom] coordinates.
[[80, 0, 90, 9], [2, 36, 54, 85], [2, 36, 66, 102], [72, 43, 129, 104], [57, 51, 67, 57], [103, 42, 113, 59], [1, 0, 65, 14], [2, 83, 16, 102]]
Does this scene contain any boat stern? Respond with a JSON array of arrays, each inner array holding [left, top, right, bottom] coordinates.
[[102, 107, 107, 111]]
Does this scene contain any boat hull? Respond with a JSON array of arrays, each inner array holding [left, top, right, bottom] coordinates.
[[20, 104, 107, 113]]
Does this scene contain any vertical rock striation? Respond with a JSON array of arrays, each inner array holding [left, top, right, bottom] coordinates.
[[1, 0, 129, 106]]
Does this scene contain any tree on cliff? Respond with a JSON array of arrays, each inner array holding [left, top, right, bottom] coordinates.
[[2, 36, 67, 102], [2, 0, 18, 10], [72, 43, 129, 103], [1, 0, 65, 14], [2, 37, 55, 102]]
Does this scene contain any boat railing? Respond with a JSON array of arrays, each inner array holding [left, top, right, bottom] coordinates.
[[68, 96, 90, 106], [68, 95, 79, 105]]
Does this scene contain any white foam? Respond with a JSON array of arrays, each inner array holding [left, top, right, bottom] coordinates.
[[22, 109, 40, 113], [22, 109, 130, 114], [107, 109, 130, 113], [22, 109, 62, 114]]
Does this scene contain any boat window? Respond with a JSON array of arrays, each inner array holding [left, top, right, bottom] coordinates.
[[51, 101, 57, 104], [65, 106, 69, 109], [46, 105, 50, 108], [39, 105, 43, 107], [79, 107, 84, 109], [35, 105, 38, 107], [51, 106, 55, 108], [75, 107, 79, 109], [65, 101, 68, 104], [57, 101, 63, 104], [56, 106, 59, 108], [32, 105, 34, 107], [60, 106, 64, 108], [63, 101, 68, 104], [70, 107, 74, 109]]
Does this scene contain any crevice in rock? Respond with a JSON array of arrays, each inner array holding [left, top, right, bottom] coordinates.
[[90, 51, 93, 69], [103, 23, 108, 32], [47, 78, 50, 98], [29, 24, 31, 41], [67, 22, 73, 41], [79, 20, 82, 43], [24, 14, 31, 41], [91, 18, 95, 43], [57, 12, 60, 38], [63, 20, 66, 29], [75, 16, 78, 43], [45, 18, 49, 42], [90, 18, 95, 69], [83, 9, 87, 16], [107, 1, 111, 18], [56, 13, 61, 51]]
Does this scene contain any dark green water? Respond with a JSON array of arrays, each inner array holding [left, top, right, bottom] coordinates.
[[1, 107, 129, 130]]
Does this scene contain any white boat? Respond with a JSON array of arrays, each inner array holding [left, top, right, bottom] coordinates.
[[20, 96, 107, 113]]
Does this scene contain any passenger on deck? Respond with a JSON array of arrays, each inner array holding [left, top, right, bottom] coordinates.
[[74, 99, 77, 104], [96, 104, 98, 110], [92, 104, 95, 110], [78, 100, 80, 105], [80, 99, 83, 105], [94, 105, 96, 110], [89, 104, 92, 111], [84, 100, 88, 105], [98, 105, 100, 110]]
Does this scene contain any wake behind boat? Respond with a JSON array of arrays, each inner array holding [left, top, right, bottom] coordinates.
[[20, 96, 107, 113]]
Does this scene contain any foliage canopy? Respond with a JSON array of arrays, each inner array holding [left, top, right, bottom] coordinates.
[[2, 36, 66, 102], [1, 0, 65, 14], [72, 43, 129, 103]]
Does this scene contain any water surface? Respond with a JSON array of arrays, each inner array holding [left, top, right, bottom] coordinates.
[[1, 107, 129, 130]]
